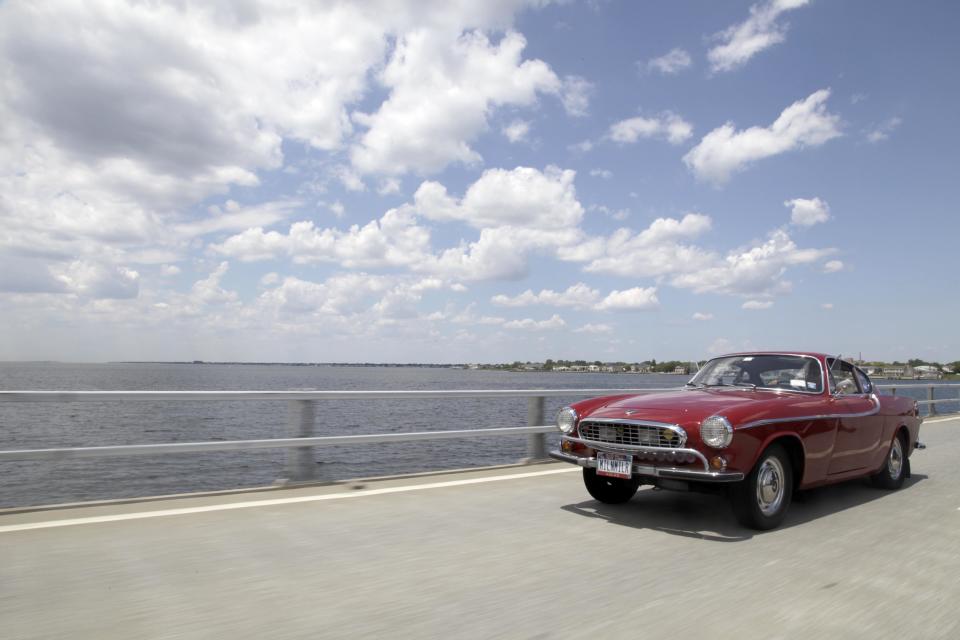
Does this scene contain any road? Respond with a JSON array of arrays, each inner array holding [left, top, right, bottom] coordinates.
[[2, 416, 959, 639]]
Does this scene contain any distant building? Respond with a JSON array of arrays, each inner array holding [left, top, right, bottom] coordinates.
[[673, 365, 689, 375]]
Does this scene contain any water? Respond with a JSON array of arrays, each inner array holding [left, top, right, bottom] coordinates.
[[1, 362, 956, 508], [0, 362, 678, 507]]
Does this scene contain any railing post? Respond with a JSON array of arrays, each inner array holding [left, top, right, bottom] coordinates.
[[281, 399, 318, 483], [890, 386, 896, 396], [526, 396, 547, 461], [928, 386, 937, 416]]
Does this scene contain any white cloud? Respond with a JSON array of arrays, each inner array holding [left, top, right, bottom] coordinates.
[[821, 303, 834, 310], [589, 168, 613, 179], [350, 30, 561, 175], [707, 337, 736, 355], [608, 112, 693, 145], [560, 75, 593, 117], [708, 0, 811, 73], [377, 177, 402, 196], [585, 213, 714, 278], [329, 201, 346, 218], [786, 197, 830, 226], [823, 259, 844, 273], [503, 314, 566, 330], [491, 283, 658, 311], [502, 120, 531, 143], [683, 89, 841, 184], [646, 48, 692, 74], [742, 300, 773, 310], [670, 229, 832, 296], [568, 139, 593, 153], [211, 207, 432, 269], [692, 312, 714, 321], [160, 265, 181, 277], [415, 166, 584, 230], [866, 117, 902, 143], [596, 287, 659, 311], [574, 323, 613, 334], [190, 262, 237, 306], [53, 261, 141, 300]]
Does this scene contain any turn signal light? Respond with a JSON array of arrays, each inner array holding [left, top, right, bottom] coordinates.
[[561, 440, 574, 453], [710, 455, 727, 471]]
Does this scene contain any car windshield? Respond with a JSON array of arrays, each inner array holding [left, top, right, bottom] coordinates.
[[688, 354, 823, 393]]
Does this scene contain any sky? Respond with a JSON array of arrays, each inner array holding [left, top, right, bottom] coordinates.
[[0, 0, 958, 364]]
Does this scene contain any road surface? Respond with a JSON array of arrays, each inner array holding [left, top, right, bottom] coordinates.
[[2, 416, 959, 639]]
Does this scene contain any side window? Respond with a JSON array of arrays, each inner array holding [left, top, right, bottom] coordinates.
[[855, 368, 873, 394], [828, 359, 859, 395]]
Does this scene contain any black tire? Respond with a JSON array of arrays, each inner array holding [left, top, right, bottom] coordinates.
[[730, 443, 794, 530], [583, 468, 641, 504], [871, 432, 909, 490]]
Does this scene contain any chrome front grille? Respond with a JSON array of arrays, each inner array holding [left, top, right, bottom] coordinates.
[[578, 420, 686, 448]]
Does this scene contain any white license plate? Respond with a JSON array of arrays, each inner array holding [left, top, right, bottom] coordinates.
[[596, 451, 632, 479]]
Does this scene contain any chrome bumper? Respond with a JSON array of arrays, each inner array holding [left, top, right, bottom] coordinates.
[[549, 450, 744, 483]]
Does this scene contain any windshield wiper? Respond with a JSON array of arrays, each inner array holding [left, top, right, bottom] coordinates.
[[684, 381, 706, 388], [731, 381, 757, 389]]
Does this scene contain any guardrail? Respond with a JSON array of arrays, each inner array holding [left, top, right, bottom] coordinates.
[[0, 384, 957, 484], [0, 388, 677, 483]]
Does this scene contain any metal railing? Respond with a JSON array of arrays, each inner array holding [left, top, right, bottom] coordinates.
[[0, 388, 677, 483], [0, 384, 957, 484]]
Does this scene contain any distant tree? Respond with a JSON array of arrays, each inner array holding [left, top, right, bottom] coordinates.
[[907, 358, 927, 367], [543, 359, 555, 370]]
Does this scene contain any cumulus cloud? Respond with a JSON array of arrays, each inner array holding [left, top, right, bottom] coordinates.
[[646, 48, 692, 75], [574, 323, 613, 334], [350, 30, 560, 175], [491, 283, 658, 311], [670, 229, 833, 296], [786, 197, 830, 226], [683, 89, 841, 184], [742, 300, 774, 310], [502, 120, 531, 143], [415, 166, 584, 229], [608, 112, 693, 145], [708, 0, 811, 73], [585, 213, 714, 278], [560, 75, 593, 117], [211, 207, 432, 269], [866, 117, 902, 143], [823, 259, 844, 273], [692, 312, 714, 321], [503, 314, 566, 330]]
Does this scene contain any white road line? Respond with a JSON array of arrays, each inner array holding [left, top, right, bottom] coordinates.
[[0, 467, 580, 534], [923, 416, 960, 424]]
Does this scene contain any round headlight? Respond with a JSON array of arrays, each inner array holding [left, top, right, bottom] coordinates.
[[556, 407, 578, 434], [700, 415, 733, 449]]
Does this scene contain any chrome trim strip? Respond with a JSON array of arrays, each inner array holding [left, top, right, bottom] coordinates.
[[548, 450, 743, 482], [561, 435, 709, 471], [576, 418, 688, 447], [736, 394, 882, 430]]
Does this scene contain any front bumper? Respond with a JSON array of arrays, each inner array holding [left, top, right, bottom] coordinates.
[[549, 450, 744, 483]]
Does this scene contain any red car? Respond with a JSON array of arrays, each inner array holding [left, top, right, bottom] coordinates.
[[550, 352, 924, 529]]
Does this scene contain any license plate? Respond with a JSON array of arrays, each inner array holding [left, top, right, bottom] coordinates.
[[596, 451, 632, 479]]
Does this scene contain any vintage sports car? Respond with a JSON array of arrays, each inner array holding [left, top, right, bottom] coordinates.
[[550, 352, 924, 529]]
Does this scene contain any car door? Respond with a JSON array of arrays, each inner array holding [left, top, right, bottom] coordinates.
[[827, 361, 881, 474]]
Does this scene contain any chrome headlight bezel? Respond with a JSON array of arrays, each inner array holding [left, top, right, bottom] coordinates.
[[556, 406, 578, 434], [700, 415, 733, 449]]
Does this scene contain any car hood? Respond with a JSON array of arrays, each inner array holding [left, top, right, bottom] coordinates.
[[580, 389, 826, 429]]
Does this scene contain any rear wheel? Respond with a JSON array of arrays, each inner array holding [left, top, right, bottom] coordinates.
[[583, 468, 641, 504], [871, 432, 909, 490], [730, 443, 793, 530]]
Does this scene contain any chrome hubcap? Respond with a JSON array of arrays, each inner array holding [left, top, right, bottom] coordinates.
[[756, 457, 785, 516], [888, 438, 903, 479]]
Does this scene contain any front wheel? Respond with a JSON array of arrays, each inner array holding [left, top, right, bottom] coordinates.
[[730, 443, 793, 530], [583, 468, 641, 504], [871, 432, 909, 490]]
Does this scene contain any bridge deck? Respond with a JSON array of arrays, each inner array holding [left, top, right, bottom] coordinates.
[[2, 416, 959, 639]]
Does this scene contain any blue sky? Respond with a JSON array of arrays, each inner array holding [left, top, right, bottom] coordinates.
[[0, 0, 957, 363]]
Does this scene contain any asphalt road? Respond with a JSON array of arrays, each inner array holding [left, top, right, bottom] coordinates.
[[2, 416, 959, 639]]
